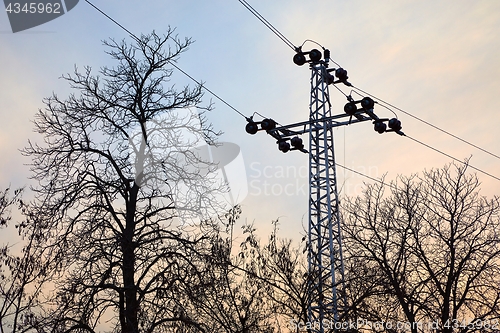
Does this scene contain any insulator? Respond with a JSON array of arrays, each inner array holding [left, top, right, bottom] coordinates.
[[361, 97, 375, 110], [388, 118, 402, 131], [309, 49, 322, 62], [374, 122, 387, 134], [344, 102, 358, 115], [245, 122, 258, 135], [335, 68, 348, 81], [261, 118, 276, 131], [278, 141, 290, 153], [291, 136, 304, 149], [293, 53, 307, 66], [325, 73, 335, 85], [323, 49, 330, 61]]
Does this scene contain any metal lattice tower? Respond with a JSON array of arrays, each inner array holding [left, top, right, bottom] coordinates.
[[245, 46, 404, 333], [307, 62, 347, 330]]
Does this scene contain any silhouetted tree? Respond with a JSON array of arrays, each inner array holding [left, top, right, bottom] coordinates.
[[22, 30, 225, 333], [206, 210, 311, 333], [342, 162, 500, 333], [214, 163, 500, 333], [175, 206, 279, 333], [0, 188, 48, 333]]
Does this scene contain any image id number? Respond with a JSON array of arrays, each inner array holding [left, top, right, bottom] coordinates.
[[5, 2, 62, 14]]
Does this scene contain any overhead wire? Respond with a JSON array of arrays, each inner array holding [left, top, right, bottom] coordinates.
[[84, 0, 136, 42], [377, 103, 399, 119], [84, 0, 248, 120], [299, 39, 343, 67], [168, 65, 248, 119], [337, 163, 399, 192], [351, 85, 500, 161], [333, 81, 500, 181], [318, 53, 500, 162], [236, 0, 500, 165], [332, 84, 349, 99], [300, 39, 324, 49], [331, 76, 500, 182], [405, 135, 500, 182], [234, 1, 500, 182], [85, 0, 499, 184], [237, 0, 296, 51]]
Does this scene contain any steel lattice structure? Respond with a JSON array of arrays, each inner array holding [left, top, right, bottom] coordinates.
[[307, 62, 347, 330], [245, 47, 404, 333]]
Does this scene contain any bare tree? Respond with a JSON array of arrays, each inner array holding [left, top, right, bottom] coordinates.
[[0, 188, 48, 333], [204, 210, 312, 333], [21, 30, 227, 333], [0, 187, 25, 332], [182, 206, 279, 333], [252, 220, 310, 331], [342, 162, 500, 333]]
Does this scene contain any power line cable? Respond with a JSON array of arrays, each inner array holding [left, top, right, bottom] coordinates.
[[337, 163, 399, 191], [168, 64, 247, 118], [351, 85, 500, 161], [334, 75, 499, 182], [84, 0, 248, 120], [300, 39, 324, 49], [237, 0, 296, 51], [233, 0, 500, 168], [84, 0, 137, 41], [405, 135, 500, 182], [85, 0, 499, 184], [337, 84, 500, 182]]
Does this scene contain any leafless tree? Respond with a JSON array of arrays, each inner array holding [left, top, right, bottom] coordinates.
[[21, 30, 227, 333], [205, 210, 312, 333], [0, 188, 49, 333], [342, 162, 500, 333], [178, 206, 280, 333]]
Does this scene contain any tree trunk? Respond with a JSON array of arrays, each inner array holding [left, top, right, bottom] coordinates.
[[123, 184, 139, 333]]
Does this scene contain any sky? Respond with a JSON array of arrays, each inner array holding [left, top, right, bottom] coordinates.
[[1, 0, 500, 243]]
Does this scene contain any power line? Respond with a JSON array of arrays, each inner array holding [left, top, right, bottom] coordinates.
[[237, 0, 297, 51], [405, 135, 500, 182], [84, 0, 136, 41], [309, 49, 498, 166], [351, 85, 500, 161], [168, 64, 247, 119], [85, 0, 499, 185], [84, 0, 248, 120], [232, 0, 500, 178], [337, 163, 399, 192]]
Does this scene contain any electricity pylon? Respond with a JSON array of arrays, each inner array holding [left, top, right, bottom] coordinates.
[[245, 47, 404, 333], [307, 59, 346, 328]]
